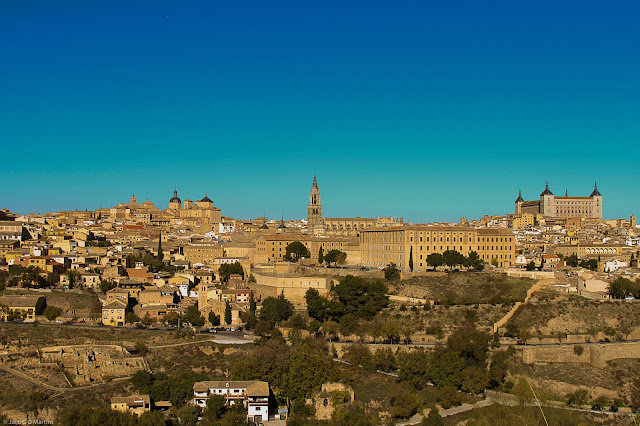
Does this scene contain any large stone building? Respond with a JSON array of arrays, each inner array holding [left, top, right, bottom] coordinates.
[[359, 225, 515, 270], [167, 189, 222, 224], [515, 182, 603, 219], [254, 234, 358, 264], [306, 176, 403, 236]]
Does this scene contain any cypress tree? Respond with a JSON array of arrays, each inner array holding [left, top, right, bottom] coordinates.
[[318, 247, 324, 265], [249, 293, 256, 314], [157, 232, 164, 262], [224, 301, 232, 325], [409, 246, 414, 272]]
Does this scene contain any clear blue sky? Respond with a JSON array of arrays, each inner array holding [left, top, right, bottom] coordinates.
[[1, 1, 639, 221]]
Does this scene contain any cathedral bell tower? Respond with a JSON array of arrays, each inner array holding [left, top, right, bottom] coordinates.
[[307, 175, 323, 229]]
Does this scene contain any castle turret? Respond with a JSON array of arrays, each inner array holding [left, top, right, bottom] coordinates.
[[590, 182, 603, 218], [540, 181, 554, 216], [515, 189, 524, 214]]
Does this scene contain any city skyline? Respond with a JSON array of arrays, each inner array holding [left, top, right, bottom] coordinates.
[[1, 177, 632, 224], [1, 1, 639, 219]]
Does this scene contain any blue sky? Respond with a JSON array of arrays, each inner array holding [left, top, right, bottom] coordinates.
[[1, 1, 638, 221]]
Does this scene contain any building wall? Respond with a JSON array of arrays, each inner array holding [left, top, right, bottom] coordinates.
[[184, 243, 224, 265], [360, 226, 515, 270]]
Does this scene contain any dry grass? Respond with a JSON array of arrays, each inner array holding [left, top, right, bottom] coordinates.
[[389, 273, 533, 306]]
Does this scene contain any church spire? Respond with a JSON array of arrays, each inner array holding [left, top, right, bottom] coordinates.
[[515, 188, 524, 203], [590, 181, 602, 197]]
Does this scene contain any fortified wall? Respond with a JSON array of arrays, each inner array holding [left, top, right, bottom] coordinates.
[[249, 272, 331, 307], [522, 341, 640, 367]]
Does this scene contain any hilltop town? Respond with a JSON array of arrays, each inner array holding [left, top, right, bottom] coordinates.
[[1, 178, 639, 425]]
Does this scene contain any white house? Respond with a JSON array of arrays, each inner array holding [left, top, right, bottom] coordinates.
[[193, 380, 270, 423], [605, 259, 628, 273]]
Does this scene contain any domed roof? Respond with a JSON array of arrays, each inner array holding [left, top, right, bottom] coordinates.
[[200, 193, 213, 203], [169, 188, 181, 203]]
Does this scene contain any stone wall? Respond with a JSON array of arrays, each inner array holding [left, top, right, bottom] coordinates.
[[522, 341, 640, 367], [249, 272, 331, 307], [330, 342, 431, 357]]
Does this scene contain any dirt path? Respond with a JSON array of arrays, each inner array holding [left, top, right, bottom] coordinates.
[[493, 278, 554, 332]]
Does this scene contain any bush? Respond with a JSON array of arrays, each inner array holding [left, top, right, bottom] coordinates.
[[573, 345, 584, 356], [566, 389, 589, 407], [43, 306, 63, 321], [436, 385, 463, 409]]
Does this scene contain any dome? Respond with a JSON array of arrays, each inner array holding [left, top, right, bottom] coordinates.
[[200, 193, 213, 203], [169, 189, 181, 204]]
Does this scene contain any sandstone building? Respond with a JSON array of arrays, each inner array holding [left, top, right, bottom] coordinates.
[[307, 176, 403, 236], [515, 182, 603, 219], [167, 189, 222, 224], [359, 225, 515, 269]]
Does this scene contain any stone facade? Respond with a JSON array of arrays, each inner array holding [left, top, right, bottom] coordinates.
[[515, 182, 603, 219], [360, 225, 515, 270]]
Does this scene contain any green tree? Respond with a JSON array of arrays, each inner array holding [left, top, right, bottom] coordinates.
[[157, 232, 164, 262], [305, 288, 329, 322], [526, 261, 536, 271], [325, 249, 347, 266], [43, 305, 62, 321], [608, 277, 638, 299], [443, 250, 465, 270], [446, 324, 490, 367], [285, 241, 311, 261], [259, 294, 293, 325], [284, 344, 338, 400], [141, 314, 152, 326], [99, 279, 118, 293], [333, 275, 389, 319], [384, 262, 400, 280], [430, 347, 466, 388], [208, 311, 220, 326], [490, 258, 499, 267], [464, 251, 484, 271], [461, 366, 489, 394], [389, 386, 419, 419], [422, 408, 444, 426], [203, 395, 227, 420], [381, 320, 401, 343], [397, 349, 430, 389], [426, 253, 444, 270], [343, 343, 373, 370], [126, 312, 140, 324], [436, 385, 463, 409], [249, 292, 256, 314], [224, 301, 232, 325], [318, 247, 324, 265], [372, 347, 396, 372], [183, 305, 205, 326], [409, 246, 414, 272], [565, 254, 579, 267], [592, 395, 609, 411], [488, 347, 515, 389], [566, 388, 589, 407], [218, 262, 244, 281], [177, 405, 201, 426]]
